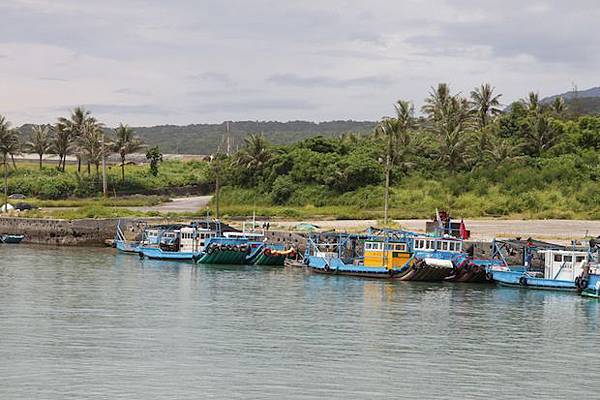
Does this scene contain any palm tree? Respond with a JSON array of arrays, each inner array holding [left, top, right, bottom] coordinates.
[[524, 114, 562, 156], [112, 123, 144, 182], [483, 137, 523, 166], [0, 116, 19, 210], [394, 100, 416, 147], [422, 83, 452, 121], [470, 83, 502, 129], [58, 106, 92, 172], [52, 120, 72, 171], [27, 125, 52, 170], [79, 119, 109, 177], [236, 134, 271, 170], [523, 91, 540, 114], [375, 102, 415, 223], [431, 96, 475, 171], [551, 97, 567, 117]]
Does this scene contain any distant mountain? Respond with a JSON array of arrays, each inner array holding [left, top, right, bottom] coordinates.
[[16, 120, 376, 155], [130, 120, 376, 154], [542, 86, 600, 103]]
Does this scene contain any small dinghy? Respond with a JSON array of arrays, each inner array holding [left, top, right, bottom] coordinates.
[[1, 234, 24, 244]]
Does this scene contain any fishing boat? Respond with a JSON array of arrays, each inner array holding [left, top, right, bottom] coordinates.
[[139, 223, 217, 261], [306, 232, 415, 279], [580, 270, 600, 299], [488, 244, 591, 291], [0, 234, 24, 244], [114, 220, 146, 253]]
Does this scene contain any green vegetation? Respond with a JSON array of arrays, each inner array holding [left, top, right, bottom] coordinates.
[[2, 160, 210, 199], [114, 120, 376, 154], [213, 84, 600, 220]]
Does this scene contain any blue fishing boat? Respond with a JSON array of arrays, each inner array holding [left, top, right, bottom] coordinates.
[[580, 271, 600, 299], [488, 242, 591, 291], [139, 223, 218, 261]]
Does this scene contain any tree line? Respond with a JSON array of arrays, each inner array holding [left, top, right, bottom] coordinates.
[[0, 107, 147, 182], [216, 83, 599, 217]]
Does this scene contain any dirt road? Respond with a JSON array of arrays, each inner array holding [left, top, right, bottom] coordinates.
[[271, 219, 600, 243], [131, 196, 212, 213]]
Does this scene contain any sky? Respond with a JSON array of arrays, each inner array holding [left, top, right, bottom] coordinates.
[[1, 0, 598, 126]]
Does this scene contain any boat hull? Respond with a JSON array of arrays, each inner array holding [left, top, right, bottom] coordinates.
[[490, 270, 577, 291], [115, 240, 140, 254], [581, 274, 600, 299], [195, 249, 248, 264], [139, 246, 199, 261], [1, 234, 24, 244], [307, 256, 453, 281]]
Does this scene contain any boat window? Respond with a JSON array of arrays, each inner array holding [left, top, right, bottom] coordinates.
[[448, 243, 455, 251], [394, 244, 406, 251], [576, 256, 586, 263], [554, 254, 562, 262], [563, 255, 572, 262], [365, 243, 371, 250], [442, 242, 448, 251]]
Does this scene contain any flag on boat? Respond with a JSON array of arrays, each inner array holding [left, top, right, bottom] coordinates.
[[459, 219, 468, 240]]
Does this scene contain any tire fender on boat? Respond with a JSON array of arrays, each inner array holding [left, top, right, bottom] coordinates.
[[519, 275, 528, 286]]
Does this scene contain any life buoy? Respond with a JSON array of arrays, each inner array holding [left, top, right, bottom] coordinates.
[[264, 248, 272, 256], [519, 276, 528, 286], [324, 263, 331, 271], [485, 271, 494, 281]]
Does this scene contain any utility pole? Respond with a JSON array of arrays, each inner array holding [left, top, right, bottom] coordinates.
[[101, 133, 107, 197], [226, 121, 231, 156], [3, 155, 7, 213], [384, 153, 390, 225]]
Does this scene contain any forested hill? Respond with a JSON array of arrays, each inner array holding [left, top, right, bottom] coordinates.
[[130, 120, 376, 154]]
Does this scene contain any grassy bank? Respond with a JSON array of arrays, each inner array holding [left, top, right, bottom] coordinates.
[[5, 160, 211, 199]]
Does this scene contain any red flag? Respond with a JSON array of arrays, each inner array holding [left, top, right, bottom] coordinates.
[[459, 219, 468, 240]]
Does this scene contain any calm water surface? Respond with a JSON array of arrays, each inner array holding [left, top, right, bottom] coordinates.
[[1, 245, 599, 399]]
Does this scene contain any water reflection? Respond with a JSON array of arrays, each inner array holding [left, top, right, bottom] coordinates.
[[1, 245, 599, 400]]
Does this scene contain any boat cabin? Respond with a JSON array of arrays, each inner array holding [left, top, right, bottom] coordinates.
[[538, 249, 589, 281], [179, 227, 216, 253], [363, 241, 410, 268], [412, 237, 463, 253]]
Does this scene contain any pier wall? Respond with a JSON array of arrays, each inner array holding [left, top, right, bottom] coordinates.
[[0, 217, 152, 246]]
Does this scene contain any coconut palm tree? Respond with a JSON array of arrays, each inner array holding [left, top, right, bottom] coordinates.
[[27, 125, 52, 170], [52, 120, 72, 171], [470, 83, 502, 129], [551, 97, 567, 117], [0, 116, 19, 210], [422, 83, 452, 121], [58, 106, 92, 172], [112, 123, 144, 182], [523, 91, 540, 114], [79, 119, 109, 177], [375, 101, 416, 223], [430, 96, 475, 171], [236, 134, 271, 171], [524, 114, 562, 156], [394, 100, 416, 147]]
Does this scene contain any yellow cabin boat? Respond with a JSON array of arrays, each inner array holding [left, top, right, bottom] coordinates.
[[363, 241, 412, 269]]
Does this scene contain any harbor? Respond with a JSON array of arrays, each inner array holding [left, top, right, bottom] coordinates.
[[1, 243, 600, 399]]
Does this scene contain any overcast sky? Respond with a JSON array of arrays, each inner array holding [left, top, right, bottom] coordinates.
[[1, 0, 598, 126]]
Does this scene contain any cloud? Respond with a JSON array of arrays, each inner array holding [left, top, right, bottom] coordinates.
[[197, 98, 317, 113], [267, 73, 394, 88], [1, 0, 599, 126]]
